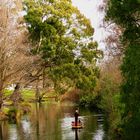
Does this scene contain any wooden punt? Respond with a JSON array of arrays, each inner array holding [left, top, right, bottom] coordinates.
[[71, 121, 83, 129]]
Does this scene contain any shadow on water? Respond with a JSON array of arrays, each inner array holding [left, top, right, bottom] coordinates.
[[0, 103, 106, 140]]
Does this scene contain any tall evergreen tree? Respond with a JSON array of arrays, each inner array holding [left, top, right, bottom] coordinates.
[[106, 0, 140, 139]]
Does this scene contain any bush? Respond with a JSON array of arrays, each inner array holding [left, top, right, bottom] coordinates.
[[79, 93, 101, 110]]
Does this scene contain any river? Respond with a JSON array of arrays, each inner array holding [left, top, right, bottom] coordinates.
[[0, 103, 106, 140]]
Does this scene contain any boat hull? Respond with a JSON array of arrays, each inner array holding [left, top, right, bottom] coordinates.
[[71, 122, 83, 129]]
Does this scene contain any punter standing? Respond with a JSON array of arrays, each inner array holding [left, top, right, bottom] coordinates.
[[74, 109, 79, 126]]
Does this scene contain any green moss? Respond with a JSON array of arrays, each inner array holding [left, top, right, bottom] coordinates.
[[2, 107, 10, 115]]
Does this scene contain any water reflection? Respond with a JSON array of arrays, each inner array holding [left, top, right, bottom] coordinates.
[[0, 103, 105, 140], [75, 129, 79, 140]]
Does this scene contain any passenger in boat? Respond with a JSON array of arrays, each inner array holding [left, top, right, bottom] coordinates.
[[74, 109, 79, 126], [78, 119, 81, 125]]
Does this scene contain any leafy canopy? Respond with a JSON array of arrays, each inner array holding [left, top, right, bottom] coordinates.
[[24, 0, 102, 94]]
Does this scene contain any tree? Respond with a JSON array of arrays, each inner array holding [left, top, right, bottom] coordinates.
[[106, 0, 140, 138], [98, 0, 123, 59], [0, 0, 26, 107], [0, 0, 37, 106], [24, 0, 102, 100]]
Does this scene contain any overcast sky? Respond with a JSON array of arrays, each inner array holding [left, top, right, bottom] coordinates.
[[72, 0, 106, 49]]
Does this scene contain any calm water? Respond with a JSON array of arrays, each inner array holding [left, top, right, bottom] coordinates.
[[0, 103, 105, 140]]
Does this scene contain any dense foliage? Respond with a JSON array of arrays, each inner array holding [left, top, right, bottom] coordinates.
[[24, 0, 102, 96], [106, 0, 140, 139]]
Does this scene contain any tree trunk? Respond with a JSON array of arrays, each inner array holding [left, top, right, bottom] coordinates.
[[0, 82, 4, 110], [42, 68, 45, 89], [10, 83, 23, 106], [36, 80, 40, 102]]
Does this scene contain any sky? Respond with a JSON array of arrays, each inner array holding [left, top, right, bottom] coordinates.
[[71, 0, 106, 49]]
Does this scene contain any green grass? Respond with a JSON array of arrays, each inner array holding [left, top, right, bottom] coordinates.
[[3, 89, 57, 102], [3, 89, 35, 101], [21, 89, 35, 101], [4, 89, 13, 97]]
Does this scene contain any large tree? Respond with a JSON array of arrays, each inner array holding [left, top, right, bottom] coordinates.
[[99, 0, 123, 58], [0, 0, 29, 107], [106, 0, 140, 139], [24, 0, 102, 100], [0, 0, 41, 106]]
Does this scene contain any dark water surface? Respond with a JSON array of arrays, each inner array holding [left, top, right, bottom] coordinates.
[[0, 103, 105, 140]]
